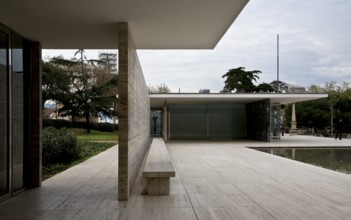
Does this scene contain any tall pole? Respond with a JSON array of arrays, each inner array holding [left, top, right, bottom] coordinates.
[[277, 34, 279, 92]]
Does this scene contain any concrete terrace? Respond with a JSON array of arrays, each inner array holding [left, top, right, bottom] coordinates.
[[1, 136, 351, 219]]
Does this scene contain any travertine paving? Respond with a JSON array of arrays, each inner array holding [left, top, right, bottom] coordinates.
[[0, 146, 126, 220], [122, 136, 351, 220], [1, 136, 351, 219]]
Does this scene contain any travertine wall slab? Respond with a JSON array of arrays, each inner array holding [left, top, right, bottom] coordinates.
[[118, 22, 150, 200]]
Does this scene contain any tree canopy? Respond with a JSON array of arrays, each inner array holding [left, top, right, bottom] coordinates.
[[42, 50, 118, 133], [148, 83, 171, 94], [42, 60, 71, 106], [285, 81, 351, 134], [270, 80, 289, 93], [221, 67, 274, 93]]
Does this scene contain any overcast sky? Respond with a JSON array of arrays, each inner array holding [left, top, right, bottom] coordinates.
[[43, 0, 351, 93]]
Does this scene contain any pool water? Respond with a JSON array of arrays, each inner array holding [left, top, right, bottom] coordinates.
[[251, 148, 351, 175]]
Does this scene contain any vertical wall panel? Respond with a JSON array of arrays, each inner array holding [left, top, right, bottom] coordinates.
[[246, 99, 271, 142], [118, 22, 150, 200]]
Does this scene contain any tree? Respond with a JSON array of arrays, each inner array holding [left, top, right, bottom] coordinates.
[[285, 99, 330, 132], [220, 67, 274, 93], [288, 81, 351, 135], [308, 84, 324, 93], [255, 83, 275, 93], [270, 80, 289, 93], [148, 83, 171, 93], [42, 60, 71, 107], [221, 67, 261, 93], [306, 81, 351, 135], [44, 50, 118, 133]]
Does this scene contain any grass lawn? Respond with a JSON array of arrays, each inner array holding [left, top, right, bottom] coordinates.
[[43, 129, 118, 180], [74, 129, 118, 142]]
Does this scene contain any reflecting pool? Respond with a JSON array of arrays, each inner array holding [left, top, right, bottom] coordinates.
[[251, 148, 351, 174]]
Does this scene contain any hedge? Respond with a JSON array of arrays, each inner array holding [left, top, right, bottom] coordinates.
[[43, 127, 80, 165], [43, 119, 118, 132]]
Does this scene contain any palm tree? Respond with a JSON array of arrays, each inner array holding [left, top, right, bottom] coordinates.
[[221, 67, 261, 93]]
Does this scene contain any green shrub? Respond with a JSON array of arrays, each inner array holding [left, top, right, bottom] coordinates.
[[43, 119, 118, 132], [43, 127, 80, 165], [43, 119, 72, 128], [98, 123, 116, 132], [42, 141, 115, 180]]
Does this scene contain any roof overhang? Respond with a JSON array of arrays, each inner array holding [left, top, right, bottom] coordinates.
[[150, 93, 328, 108], [0, 0, 249, 49]]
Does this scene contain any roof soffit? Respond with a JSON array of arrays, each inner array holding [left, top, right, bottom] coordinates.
[[0, 0, 249, 49]]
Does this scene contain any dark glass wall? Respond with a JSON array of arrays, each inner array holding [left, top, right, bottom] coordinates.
[[169, 104, 246, 139], [0, 23, 41, 202], [11, 34, 25, 192], [170, 104, 207, 138], [0, 30, 9, 197]]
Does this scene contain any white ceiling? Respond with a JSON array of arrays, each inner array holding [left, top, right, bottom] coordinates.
[[150, 93, 329, 108], [0, 0, 249, 49]]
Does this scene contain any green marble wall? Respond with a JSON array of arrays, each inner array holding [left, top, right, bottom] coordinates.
[[246, 99, 271, 142]]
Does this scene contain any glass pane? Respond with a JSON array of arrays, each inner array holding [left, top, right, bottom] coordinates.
[[208, 104, 233, 138], [208, 104, 246, 138], [169, 104, 247, 139], [0, 31, 9, 196], [271, 104, 281, 139], [170, 104, 207, 139], [151, 110, 162, 136], [12, 34, 24, 192]]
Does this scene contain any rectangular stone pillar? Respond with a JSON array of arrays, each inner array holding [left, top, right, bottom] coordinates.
[[117, 22, 151, 200], [28, 41, 42, 187], [118, 23, 129, 200]]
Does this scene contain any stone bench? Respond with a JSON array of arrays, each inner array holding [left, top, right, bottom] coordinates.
[[143, 138, 175, 195]]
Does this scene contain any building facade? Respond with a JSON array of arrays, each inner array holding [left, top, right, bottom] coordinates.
[[98, 51, 117, 74], [150, 93, 328, 142]]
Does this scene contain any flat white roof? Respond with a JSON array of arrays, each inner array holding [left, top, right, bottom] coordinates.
[[0, 0, 249, 49], [150, 93, 328, 108]]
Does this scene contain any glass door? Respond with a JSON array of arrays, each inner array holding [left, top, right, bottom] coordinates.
[[151, 110, 163, 136], [0, 29, 9, 199]]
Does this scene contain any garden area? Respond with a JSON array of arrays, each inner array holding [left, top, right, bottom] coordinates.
[[42, 127, 118, 180]]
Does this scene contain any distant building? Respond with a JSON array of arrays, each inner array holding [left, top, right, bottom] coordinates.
[[98, 51, 117, 74], [199, 89, 210, 93], [289, 86, 306, 93]]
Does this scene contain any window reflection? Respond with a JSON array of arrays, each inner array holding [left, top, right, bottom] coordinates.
[[11, 34, 24, 192], [0, 31, 9, 196]]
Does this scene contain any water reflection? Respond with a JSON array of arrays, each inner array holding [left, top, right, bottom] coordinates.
[[251, 148, 351, 174]]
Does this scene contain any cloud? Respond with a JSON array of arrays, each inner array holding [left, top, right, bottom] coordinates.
[[43, 0, 351, 92]]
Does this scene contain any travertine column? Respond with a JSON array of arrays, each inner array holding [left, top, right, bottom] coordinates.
[[117, 22, 151, 200], [290, 103, 298, 135], [118, 23, 129, 200], [29, 41, 42, 187], [163, 102, 168, 141]]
